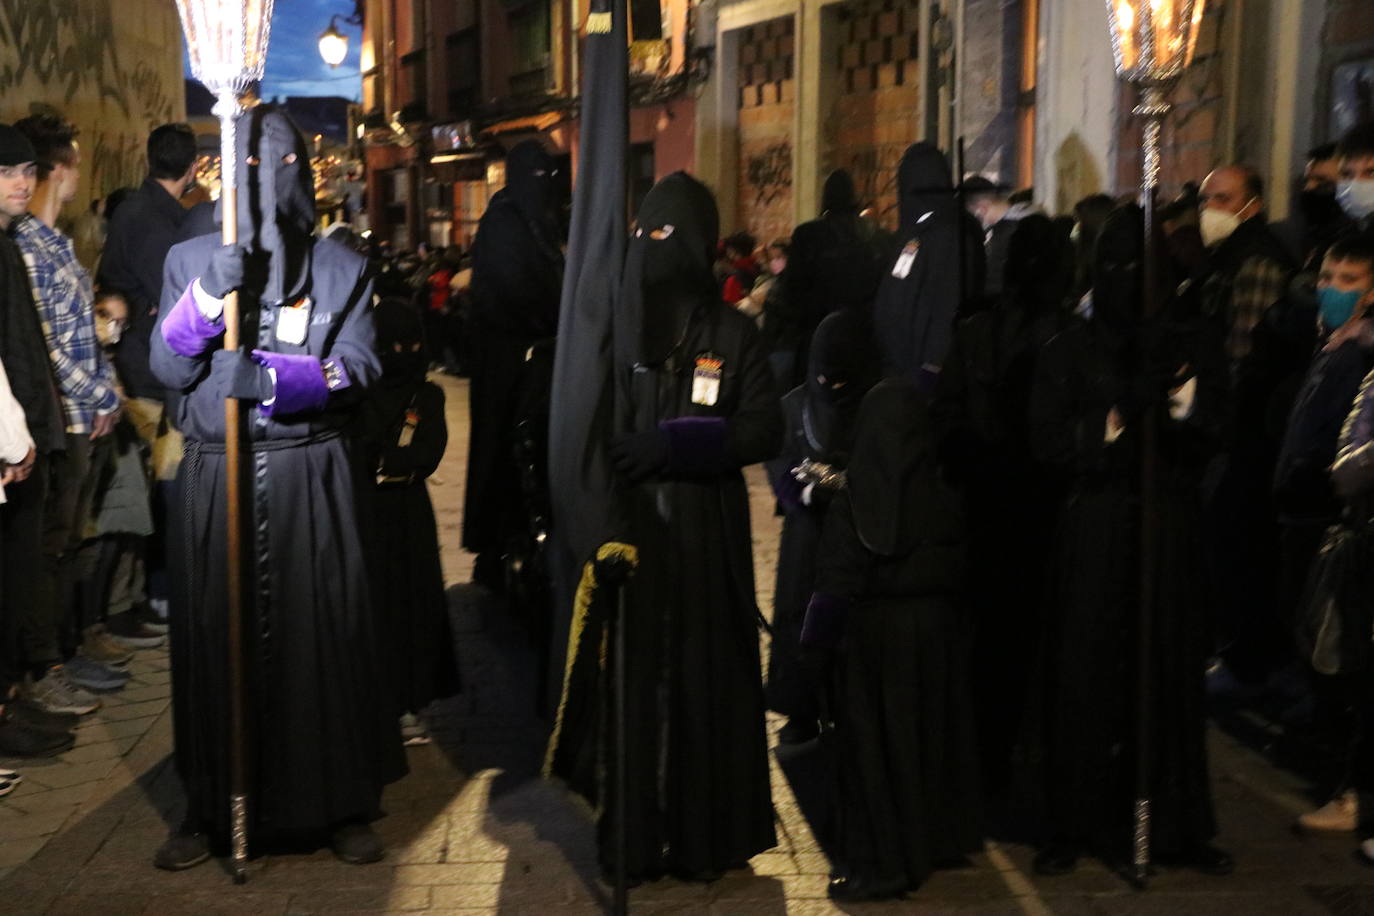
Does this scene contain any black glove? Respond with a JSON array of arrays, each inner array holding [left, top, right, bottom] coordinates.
[[610, 428, 671, 484], [201, 244, 248, 299], [211, 349, 273, 402]]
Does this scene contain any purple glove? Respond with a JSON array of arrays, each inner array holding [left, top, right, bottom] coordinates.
[[160, 283, 225, 358], [774, 472, 805, 513], [249, 350, 331, 417], [661, 416, 729, 475], [801, 592, 852, 649]]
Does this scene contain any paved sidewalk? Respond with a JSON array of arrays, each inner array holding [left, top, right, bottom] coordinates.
[[4, 375, 1374, 914]]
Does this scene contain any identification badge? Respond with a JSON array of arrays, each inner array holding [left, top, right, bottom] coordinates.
[[892, 240, 920, 279], [691, 354, 723, 406], [275, 297, 311, 345], [397, 408, 419, 447]]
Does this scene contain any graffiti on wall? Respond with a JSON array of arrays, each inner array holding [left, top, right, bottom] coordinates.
[[832, 143, 906, 228], [746, 142, 792, 209], [0, 0, 182, 196]]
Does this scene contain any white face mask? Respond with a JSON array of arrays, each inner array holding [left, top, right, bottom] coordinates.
[[1338, 179, 1374, 221], [1199, 197, 1256, 248]]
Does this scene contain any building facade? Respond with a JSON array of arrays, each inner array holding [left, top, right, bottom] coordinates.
[[360, 0, 707, 249]]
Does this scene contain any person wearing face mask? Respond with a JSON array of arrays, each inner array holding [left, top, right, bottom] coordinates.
[[764, 309, 877, 746], [149, 104, 404, 869], [1335, 121, 1374, 233], [1029, 204, 1232, 878], [546, 172, 782, 883], [1195, 165, 1305, 690], [351, 299, 457, 750], [1282, 144, 1354, 273], [463, 140, 565, 594]]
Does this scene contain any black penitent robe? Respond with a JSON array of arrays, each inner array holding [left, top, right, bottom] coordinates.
[[463, 170, 563, 559], [151, 234, 406, 847], [1028, 310, 1226, 859], [815, 381, 980, 890], [549, 302, 782, 878], [354, 378, 458, 716]]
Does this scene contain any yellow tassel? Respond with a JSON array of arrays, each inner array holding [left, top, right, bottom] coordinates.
[[586, 11, 612, 33], [542, 542, 639, 779]]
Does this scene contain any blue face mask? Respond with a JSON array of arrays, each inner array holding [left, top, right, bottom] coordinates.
[[1319, 285, 1367, 330]]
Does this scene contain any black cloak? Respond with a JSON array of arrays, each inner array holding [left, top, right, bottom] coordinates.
[[930, 214, 1074, 796], [768, 169, 884, 377], [1028, 205, 1225, 860], [150, 104, 404, 849], [765, 310, 875, 720], [463, 141, 565, 561], [814, 379, 980, 890], [353, 300, 458, 716], [872, 144, 986, 384], [546, 172, 781, 879]]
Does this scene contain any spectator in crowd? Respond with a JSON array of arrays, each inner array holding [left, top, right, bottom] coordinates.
[[720, 230, 760, 306]]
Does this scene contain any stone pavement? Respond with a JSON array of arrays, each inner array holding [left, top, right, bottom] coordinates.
[[5, 374, 1374, 914]]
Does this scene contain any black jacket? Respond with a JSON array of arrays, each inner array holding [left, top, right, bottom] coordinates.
[[0, 231, 62, 453], [99, 177, 189, 399]]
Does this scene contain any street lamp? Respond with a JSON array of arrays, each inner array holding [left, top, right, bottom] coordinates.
[[173, 0, 275, 885], [319, 14, 349, 68], [1103, 0, 1207, 892]]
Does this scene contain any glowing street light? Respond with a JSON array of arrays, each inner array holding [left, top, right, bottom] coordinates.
[[319, 15, 349, 68]]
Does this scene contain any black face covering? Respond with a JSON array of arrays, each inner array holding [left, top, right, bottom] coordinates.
[[1090, 204, 1145, 334], [821, 169, 859, 216], [226, 104, 314, 304], [619, 171, 720, 367], [505, 140, 558, 241], [374, 298, 427, 384], [1299, 187, 1344, 229], [804, 309, 875, 461], [1004, 214, 1073, 313]]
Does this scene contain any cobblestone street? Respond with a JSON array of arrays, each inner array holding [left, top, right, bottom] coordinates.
[[5, 374, 1374, 914]]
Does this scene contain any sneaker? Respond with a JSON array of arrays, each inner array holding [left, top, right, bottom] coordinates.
[[400, 712, 431, 747], [1297, 790, 1358, 832], [7, 699, 79, 734], [22, 667, 100, 715], [80, 627, 135, 667], [0, 717, 74, 757], [0, 771, 20, 797], [153, 824, 211, 871], [63, 655, 131, 693], [102, 627, 165, 650]]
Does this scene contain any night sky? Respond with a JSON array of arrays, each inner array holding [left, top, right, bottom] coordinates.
[[183, 0, 364, 102]]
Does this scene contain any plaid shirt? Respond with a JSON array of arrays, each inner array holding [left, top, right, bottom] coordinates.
[[13, 214, 118, 433], [1226, 254, 1290, 364]]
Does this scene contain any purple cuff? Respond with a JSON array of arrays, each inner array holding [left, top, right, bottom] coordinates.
[[251, 350, 329, 417], [801, 592, 852, 648], [160, 284, 224, 357], [775, 473, 805, 513], [660, 416, 729, 475]]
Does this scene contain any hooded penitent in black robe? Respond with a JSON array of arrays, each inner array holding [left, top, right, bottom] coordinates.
[[765, 310, 875, 728], [808, 379, 980, 896], [1028, 206, 1226, 864], [353, 299, 458, 717], [872, 144, 986, 390], [150, 106, 404, 849], [931, 214, 1073, 797], [546, 173, 781, 879], [768, 170, 885, 384], [463, 141, 564, 579]]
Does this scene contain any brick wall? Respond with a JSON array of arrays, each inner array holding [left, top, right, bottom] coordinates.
[[736, 16, 796, 244], [823, 0, 923, 229]]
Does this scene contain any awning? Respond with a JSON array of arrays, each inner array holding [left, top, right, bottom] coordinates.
[[482, 111, 564, 136]]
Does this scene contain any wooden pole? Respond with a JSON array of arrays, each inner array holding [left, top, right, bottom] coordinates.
[[216, 92, 250, 885]]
